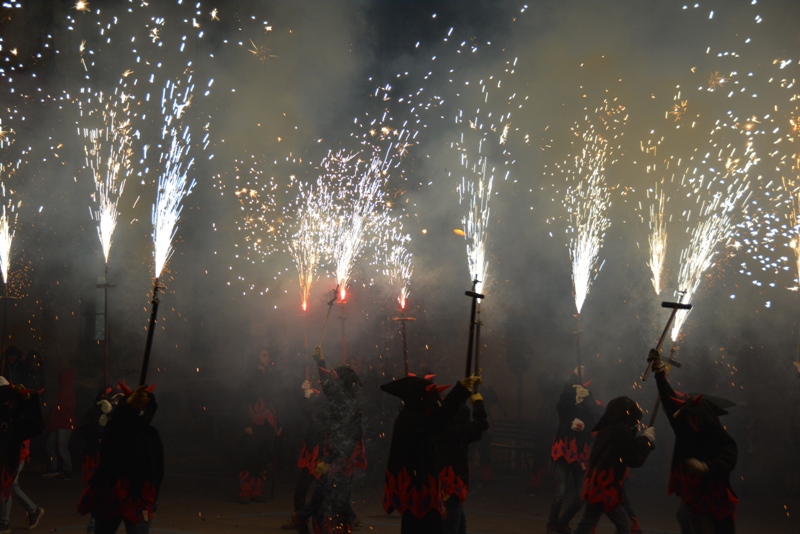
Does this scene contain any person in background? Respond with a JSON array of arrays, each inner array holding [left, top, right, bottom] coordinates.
[[0, 376, 45, 533], [42, 368, 75, 480]]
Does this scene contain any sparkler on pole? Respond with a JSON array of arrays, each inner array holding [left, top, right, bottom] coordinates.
[[80, 89, 134, 392], [386, 238, 414, 374], [141, 78, 197, 386], [671, 183, 750, 342], [0, 190, 16, 376]]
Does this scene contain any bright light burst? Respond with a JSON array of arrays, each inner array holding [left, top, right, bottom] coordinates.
[[288, 179, 335, 311], [151, 78, 198, 279], [382, 229, 413, 309], [458, 165, 492, 295], [672, 182, 751, 341], [647, 184, 668, 295], [79, 89, 135, 264], [0, 183, 17, 286]]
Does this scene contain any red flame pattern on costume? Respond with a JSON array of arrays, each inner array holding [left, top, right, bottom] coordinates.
[[669, 466, 738, 520], [383, 468, 441, 519]]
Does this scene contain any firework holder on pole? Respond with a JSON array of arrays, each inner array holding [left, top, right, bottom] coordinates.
[[97, 265, 116, 395], [0, 285, 19, 376], [641, 300, 691, 426], [464, 277, 484, 378], [139, 280, 163, 386], [574, 313, 583, 382], [392, 303, 416, 376], [317, 286, 339, 350]]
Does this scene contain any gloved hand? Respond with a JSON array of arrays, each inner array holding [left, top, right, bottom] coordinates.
[[685, 457, 709, 473], [647, 348, 665, 372], [642, 426, 656, 443], [98, 399, 113, 414], [573, 384, 589, 404], [315, 461, 329, 476], [469, 393, 483, 405], [571, 418, 585, 432], [302, 379, 314, 399], [312, 345, 324, 362], [459, 375, 482, 393]]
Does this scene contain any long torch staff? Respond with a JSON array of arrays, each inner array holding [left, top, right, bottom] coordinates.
[[139, 280, 161, 386], [575, 312, 583, 382], [647, 345, 680, 427], [464, 277, 484, 377], [642, 299, 690, 426], [317, 286, 339, 348]]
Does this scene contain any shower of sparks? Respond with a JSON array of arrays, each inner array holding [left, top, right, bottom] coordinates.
[[449, 59, 525, 296], [79, 90, 135, 264], [562, 99, 625, 314], [288, 180, 335, 311], [458, 164, 492, 296], [672, 182, 751, 341], [151, 79, 198, 279], [0, 183, 17, 286], [648, 185, 668, 295], [382, 229, 413, 309], [327, 150, 394, 301], [791, 192, 800, 290]]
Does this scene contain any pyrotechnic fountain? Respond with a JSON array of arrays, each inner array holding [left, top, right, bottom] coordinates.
[[141, 78, 198, 385], [78, 88, 134, 391]]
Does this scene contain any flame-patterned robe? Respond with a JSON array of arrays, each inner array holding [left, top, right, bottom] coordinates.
[[78, 397, 163, 524], [656, 371, 738, 521], [383, 382, 471, 532], [550, 377, 599, 468]]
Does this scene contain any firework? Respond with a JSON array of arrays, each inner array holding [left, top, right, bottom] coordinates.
[[151, 79, 197, 279], [0, 184, 17, 286], [671, 182, 751, 341], [458, 165, 492, 295], [288, 180, 336, 311], [382, 229, 413, 309], [79, 89, 135, 264], [565, 127, 614, 314], [647, 184, 668, 295]]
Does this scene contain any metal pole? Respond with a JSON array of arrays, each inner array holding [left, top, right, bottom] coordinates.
[[139, 281, 161, 386]]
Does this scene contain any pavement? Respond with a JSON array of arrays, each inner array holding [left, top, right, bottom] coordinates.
[[11, 463, 800, 533]]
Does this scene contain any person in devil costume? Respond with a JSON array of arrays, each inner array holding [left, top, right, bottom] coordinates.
[[78, 388, 113, 534], [294, 346, 365, 534], [573, 396, 655, 534], [435, 385, 489, 534], [547, 367, 600, 534], [238, 348, 281, 504], [0, 376, 45, 534], [280, 378, 327, 532], [78, 383, 163, 534], [647, 349, 738, 534], [381, 372, 480, 534]]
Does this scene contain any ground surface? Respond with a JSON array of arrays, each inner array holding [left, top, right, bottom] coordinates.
[[10, 461, 800, 534]]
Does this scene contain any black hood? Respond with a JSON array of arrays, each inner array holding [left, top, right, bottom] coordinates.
[[593, 396, 642, 431]]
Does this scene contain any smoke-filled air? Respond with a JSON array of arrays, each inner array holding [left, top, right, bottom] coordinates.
[[1, 0, 800, 532]]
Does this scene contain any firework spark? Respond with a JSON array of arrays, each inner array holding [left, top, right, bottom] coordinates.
[[383, 229, 413, 309], [458, 162, 492, 295], [151, 79, 197, 279], [79, 90, 135, 264], [0, 184, 17, 286], [565, 126, 614, 314], [647, 184, 668, 295], [672, 182, 751, 341], [288, 180, 335, 311]]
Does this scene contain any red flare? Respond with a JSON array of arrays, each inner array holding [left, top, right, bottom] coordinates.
[[436, 384, 450, 394]]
